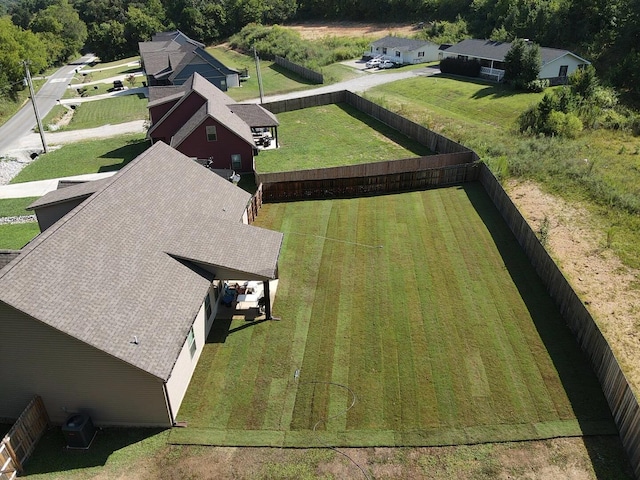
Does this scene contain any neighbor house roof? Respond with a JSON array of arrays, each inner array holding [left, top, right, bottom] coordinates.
[[0, 142, 283, 381], [149, 73, 276, 148], [370, 35, 436, 51], [228, 104, 279, 128], [444, 39, 590, 65], [140, 37, 237, 81], [28, 177, 113, 210], [152, 30, 205, 48]]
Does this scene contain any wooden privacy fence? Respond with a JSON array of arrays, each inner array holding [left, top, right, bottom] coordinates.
[[1, 395, 49, 478], [479, 163, 640, 479], [275, 56, 323, 84], [245, 183, 263, 224], [256, 153, 477, 202], [263, 90, 477, 157]]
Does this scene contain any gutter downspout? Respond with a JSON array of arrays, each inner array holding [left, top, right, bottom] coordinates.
[[162, 382, 176, 426]]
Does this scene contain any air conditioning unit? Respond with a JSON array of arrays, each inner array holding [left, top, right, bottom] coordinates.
[[62, 413, 96, 449]]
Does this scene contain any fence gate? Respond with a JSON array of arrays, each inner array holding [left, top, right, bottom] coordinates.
[[1, 396, 49, 478]]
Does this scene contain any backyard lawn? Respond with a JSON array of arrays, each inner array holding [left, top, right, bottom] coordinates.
[[172, 184, 615, 447], [256, 103, 433, 173]]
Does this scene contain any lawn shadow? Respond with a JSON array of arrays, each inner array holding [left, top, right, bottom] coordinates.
[[335, 103, 434, 156], [463, 181, 634, 479], [97, 138, 150, 172], [267, 63, 318, 86], [470, 84, 521, 100], [207, 313, 268, 344], [22, 427, 166, 475]]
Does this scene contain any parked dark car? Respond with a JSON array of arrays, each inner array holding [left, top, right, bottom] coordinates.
[[113, 80, 124, 91]]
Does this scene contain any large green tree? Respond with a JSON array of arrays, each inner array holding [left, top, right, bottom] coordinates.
[[0, 15, 48, 93], [29, 0, 86, 62], [504, 38, 541, 89]]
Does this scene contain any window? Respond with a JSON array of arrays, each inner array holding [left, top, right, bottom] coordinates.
[[204, 294, 212, 320], [418, 51, 424, 57], [395, 51, 401, 57], [187, 327, 196, 358], [231, 154, 242, 170], [206, 126, 217, 142], [559, 65, 568, 78], [382, 47, 387, 54]]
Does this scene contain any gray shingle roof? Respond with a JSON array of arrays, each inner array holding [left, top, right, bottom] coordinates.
[[151, 73, 261, 148], [370, 35, 436, 51], [443, 39, 590, 65], [28, 177, 114, 210], [0, 142, 282, 381], [229, 104, 279, 127], [0, 250, 21, 270]]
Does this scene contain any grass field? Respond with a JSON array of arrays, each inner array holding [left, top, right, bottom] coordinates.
[[0, 197, 38, 217], [61, 95, 148, 131], [0, 223, 40, 249], [256, 103, 433, 173], [208, 46, 361, 102], [10, 134, 148, 183], [71, 58, 140, 84], [366, 75, 640, 270], [172, 184, 614, 447]]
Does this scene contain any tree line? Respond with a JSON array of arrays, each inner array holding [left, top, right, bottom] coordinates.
[[0, 0, 639, 102]]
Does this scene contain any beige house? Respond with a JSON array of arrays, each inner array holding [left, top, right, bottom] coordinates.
[[0, 142, 283, 427]]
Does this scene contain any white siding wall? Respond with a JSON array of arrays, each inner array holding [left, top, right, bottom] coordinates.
[[165, 285, 219, 419], [227, 74, 240, 88], [0, 303, 171, 426], [540, 55, 587, 79]]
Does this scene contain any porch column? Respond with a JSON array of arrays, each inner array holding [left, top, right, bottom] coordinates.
[[263, 280, 272, 319]]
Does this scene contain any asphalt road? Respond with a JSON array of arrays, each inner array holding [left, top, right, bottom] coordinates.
[[0, 54, 96, 156]]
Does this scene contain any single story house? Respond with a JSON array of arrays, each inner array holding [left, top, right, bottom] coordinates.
[[0, 141, 283, 427], [366, 36, 440, 64], [139, 30, 239, 91], [441, 39, 591, 83], [147, 72, 279, 173]]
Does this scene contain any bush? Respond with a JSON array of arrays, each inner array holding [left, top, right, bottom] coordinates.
[[525, 79, 549, 92], [439, 57, 481, 77]]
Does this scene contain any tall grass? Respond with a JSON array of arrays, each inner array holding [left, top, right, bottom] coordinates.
[[366, 75, 640, 269]]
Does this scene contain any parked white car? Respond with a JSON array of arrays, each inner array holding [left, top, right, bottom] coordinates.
[[366, 58, 382, 69], [379, 60, 397, 69]]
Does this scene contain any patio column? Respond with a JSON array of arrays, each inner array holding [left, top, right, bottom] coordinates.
[[263, 280, 272, 319]]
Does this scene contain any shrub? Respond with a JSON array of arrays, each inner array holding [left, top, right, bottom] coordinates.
[[525, 79, 549, 92], [439, 57, 481, 77]]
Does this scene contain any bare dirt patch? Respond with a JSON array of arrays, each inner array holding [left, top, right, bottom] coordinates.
[[506, 180, 640, 394], [121, 437, 630, 479], [285, 21, 419, 40]]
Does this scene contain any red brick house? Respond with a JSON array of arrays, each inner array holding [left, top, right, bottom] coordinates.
[[147, 73, 279, 173]]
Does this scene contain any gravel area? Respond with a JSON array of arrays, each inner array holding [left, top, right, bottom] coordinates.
[[0, 215, 37, 225]]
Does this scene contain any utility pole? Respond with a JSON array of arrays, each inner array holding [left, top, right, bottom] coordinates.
[[253, 45, 264, 104], [23, 60, 48, 154]]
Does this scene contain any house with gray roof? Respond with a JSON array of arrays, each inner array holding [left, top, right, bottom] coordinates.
[[366, 36, 440, 64], [0, 141, 283, 427], [139, 30, 239, 91], [441, 39, 590, 83], [147, 72, 279, 173]]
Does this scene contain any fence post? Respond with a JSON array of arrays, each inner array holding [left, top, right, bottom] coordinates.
[[2, 437, 22, 475]]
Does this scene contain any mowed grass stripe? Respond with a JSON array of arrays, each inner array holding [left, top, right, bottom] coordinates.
[[422, 189, 476, 427], [177, 186, 615, 446]]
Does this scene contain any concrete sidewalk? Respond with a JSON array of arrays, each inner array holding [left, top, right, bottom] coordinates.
[[0, 172, 116, 199]]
